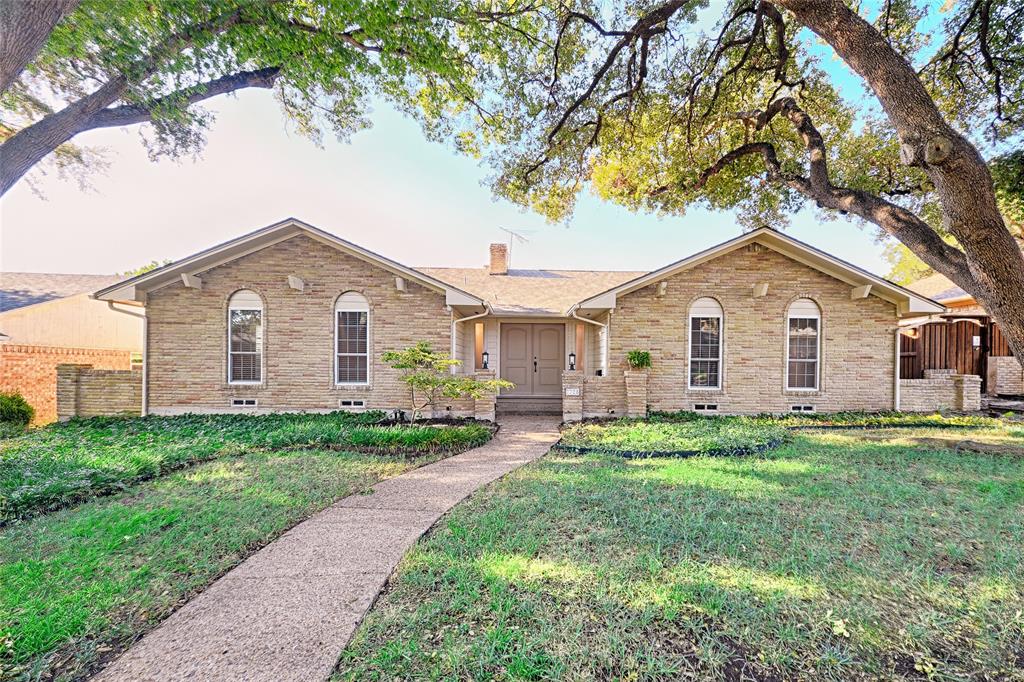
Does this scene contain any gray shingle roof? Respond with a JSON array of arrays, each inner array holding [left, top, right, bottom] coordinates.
[[418, 267, 646, 315], [0, 272, 120, 313]]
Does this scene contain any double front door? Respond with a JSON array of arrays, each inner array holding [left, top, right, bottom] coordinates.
[[500, 324, 565, 396]]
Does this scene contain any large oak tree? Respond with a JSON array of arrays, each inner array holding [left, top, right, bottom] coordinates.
[[446, 0, 1024, 358], [3, 0, 1024, 359], [0, 0, 519, 194]]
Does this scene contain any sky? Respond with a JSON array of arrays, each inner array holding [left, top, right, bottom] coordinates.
[[0, 11, 898, 278]]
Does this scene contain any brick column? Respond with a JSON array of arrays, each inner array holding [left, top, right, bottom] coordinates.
[[953, 374, 982, 411], [624, 370, 648, 418], [562, 370, 583, 422], [474, 370, 497, 422], [56, 364, 90, 422]]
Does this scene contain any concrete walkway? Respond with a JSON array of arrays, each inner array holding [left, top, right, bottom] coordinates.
[[93, 417, 560, 682]]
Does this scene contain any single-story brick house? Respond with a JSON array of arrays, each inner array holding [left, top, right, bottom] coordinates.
[[1, 273, 143, 423], [93, 218, 947, 419]]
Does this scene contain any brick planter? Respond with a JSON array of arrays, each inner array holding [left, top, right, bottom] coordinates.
[[624, 370, 648, 418]]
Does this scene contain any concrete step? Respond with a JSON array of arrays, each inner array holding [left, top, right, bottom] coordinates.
[[496, 396, 562, 415]]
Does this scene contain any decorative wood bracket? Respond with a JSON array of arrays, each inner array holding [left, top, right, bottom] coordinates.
[[851, 284, 872, 299], [181, 273, 202, 289]]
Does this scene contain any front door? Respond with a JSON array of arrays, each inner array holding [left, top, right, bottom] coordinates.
[[500, 324, 565, 396]]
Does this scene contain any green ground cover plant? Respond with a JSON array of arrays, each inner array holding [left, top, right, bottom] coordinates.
[[1, 412, 491, 522], [1, 446, 450, 682], [559, 417, 788, 456], [337, 425, 1024, 681]]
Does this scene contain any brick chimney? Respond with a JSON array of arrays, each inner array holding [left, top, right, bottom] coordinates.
[[489, 243, 508, 275]]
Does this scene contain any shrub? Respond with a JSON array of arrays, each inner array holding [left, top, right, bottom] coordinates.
[[0, 392, 34, 426]]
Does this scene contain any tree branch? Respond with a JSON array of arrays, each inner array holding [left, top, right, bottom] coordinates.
[[86, 67, 281, 130]]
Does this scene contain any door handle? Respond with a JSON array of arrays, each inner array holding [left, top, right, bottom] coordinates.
[[533, 357, 538, 373]]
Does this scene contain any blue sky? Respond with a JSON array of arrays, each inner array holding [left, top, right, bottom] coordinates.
[[0, 6, 913, 278]]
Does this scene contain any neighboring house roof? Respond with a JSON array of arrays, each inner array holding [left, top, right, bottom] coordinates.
[[1, 272, 120, 313], [419, 267, 645, 316], [94, 218, 485, 310], [572, 227, 946, 317], [906, 272, 973, 304]]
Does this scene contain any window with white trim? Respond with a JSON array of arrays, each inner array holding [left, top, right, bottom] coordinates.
[[228, 290, 263, 383], [786, 298, 820, 390], [688, 297, 723, 389], [335, 292, 369, 384]]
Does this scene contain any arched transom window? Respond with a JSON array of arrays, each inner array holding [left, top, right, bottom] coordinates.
[[227, 290, 263, 384], [335, 292, 369, 384], [786, 298, 821, 390], [688, 297, 723, 389]]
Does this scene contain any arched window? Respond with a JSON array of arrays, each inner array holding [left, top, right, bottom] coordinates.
[[335, 292, 369, 384], [688, 297, 723, 389], [786, 298, 821, 390], [227, 290, 263, 383]]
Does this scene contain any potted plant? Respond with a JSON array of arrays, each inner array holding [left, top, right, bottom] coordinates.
[[626, 350, 652, 370]]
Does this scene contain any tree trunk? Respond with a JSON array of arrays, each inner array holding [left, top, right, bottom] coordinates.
[[0, 0, 79, 95], [0, 75, 128, 195], [772, 0, 1024, 360]]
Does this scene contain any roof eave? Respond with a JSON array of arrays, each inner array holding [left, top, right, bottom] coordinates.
[[570, 227, 945, 316], [94, 218, 485, 308]]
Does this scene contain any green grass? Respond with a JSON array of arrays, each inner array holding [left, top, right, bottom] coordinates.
[[0, 445, 454, 682], [559, 417, 788, 455], [0, 412, 491, 521], [337, 425, 1024, 681]]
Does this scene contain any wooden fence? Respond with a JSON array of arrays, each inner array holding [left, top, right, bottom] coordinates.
[[900, 319, 1013, 392]]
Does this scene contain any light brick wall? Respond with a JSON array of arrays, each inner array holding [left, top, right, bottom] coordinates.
[[586, 244, 898, 415], [987, 356, 1023, 396], [57, 364, 142, 420], [0, 344, 133, 424], [147, 234, 465, 416], [900, 369, 981, 412]]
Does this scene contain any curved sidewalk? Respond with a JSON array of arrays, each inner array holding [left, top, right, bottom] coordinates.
[[93, 417, 560, 682]]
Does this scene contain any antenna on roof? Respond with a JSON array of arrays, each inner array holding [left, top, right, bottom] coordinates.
[[498, 227, 532, 268]]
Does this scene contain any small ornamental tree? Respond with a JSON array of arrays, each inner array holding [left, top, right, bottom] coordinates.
[[382, 342, 513, 422]]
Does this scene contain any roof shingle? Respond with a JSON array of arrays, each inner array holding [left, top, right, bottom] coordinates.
[[0, 272, 120, 313]]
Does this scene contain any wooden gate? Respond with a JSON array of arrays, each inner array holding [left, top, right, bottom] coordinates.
[[900, 321, 985, 380]]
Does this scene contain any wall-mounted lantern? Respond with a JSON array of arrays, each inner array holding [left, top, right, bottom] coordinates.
[[482, 351, 489, 369], [568, 352, 576, 371]]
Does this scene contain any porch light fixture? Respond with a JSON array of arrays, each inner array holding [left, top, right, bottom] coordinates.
[[482, 351, 489, 369], [568, 352, 576, 370]]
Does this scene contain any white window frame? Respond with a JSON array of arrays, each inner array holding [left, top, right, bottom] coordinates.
[[785, 299, 821, 391], [227, 290, 263, 385], [687, 298, 723, 390], [334, 292, 370, 386]]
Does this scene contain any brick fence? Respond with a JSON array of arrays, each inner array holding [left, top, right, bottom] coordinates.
[[0, 344, 134, 424], [900, 369, 982, 412], [56, 364, 142, 421]]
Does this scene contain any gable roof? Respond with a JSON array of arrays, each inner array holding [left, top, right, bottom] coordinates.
[[93, 218, 485, 309], [419, 267, 645, 316], [571, 227, 945, 317], [1, 272, 120, 313]]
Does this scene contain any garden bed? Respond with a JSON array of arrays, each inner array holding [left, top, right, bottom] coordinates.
[[558, 417, 789, 458], [0, 411, 493, 522]]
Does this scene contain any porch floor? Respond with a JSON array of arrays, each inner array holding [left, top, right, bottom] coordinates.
[[496, 395, 562, 416]]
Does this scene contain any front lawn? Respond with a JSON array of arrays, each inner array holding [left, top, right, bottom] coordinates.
[[0, 412, 491, 521], [559, 417, 788, 455], [337, 424, 1024, 680], [0, 411, 493, 681]]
